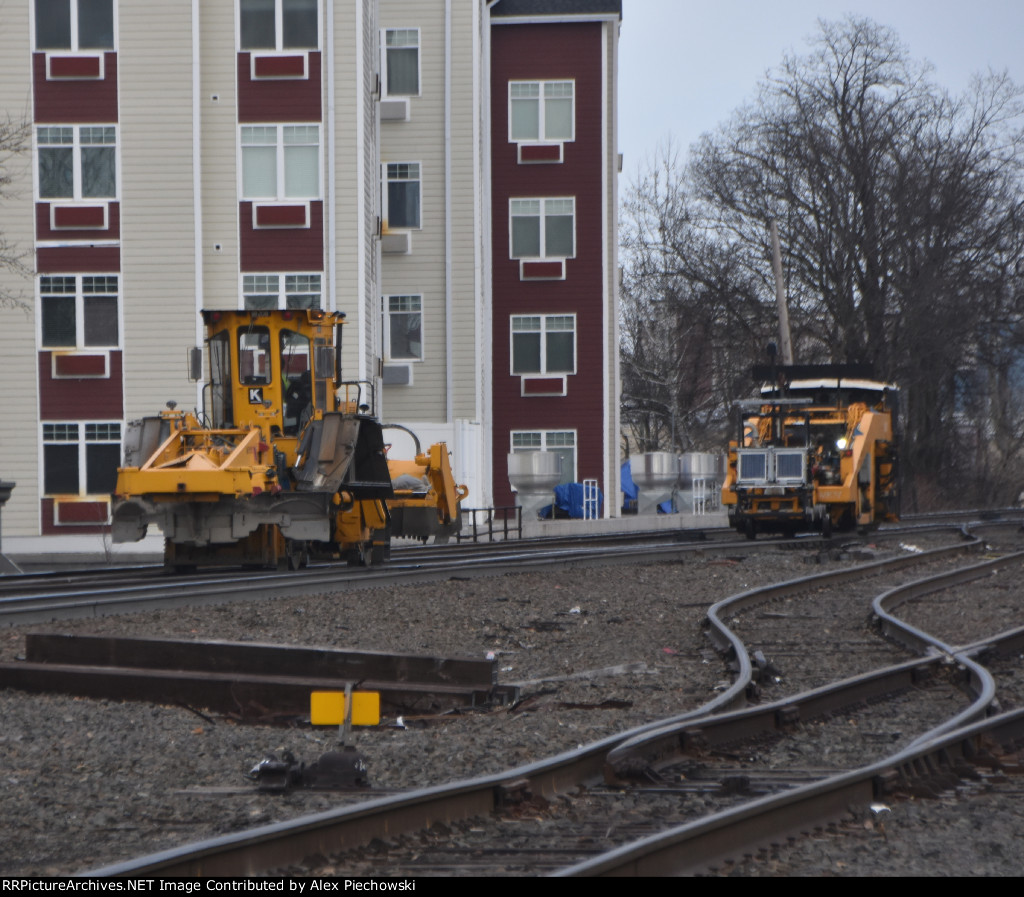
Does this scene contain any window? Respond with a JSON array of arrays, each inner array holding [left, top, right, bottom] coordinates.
[[42, 421, 121, 496], [509, 81, 574, 142], [511, 314, 575, 375], [280, 328, 312, 435], [383, 28, 419, 96], [37, 126, 117, 201], [511, 430, 576, 485], [241, 125, 320, 200], [35, 0, 115, 51], [240, 0, 318, 51], [242, 273, 321, 309], [385, 162, 420, 229], [40, 275, 119, 348], [238, 327, 271, 385], [510, 198, 574, 259], [385, 295, 422, 361]]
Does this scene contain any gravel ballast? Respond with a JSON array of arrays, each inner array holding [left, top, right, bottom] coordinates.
[[1, 544, 1022, 877]]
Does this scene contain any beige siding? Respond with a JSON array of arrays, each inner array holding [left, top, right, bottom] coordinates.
[[200, 0, 240, 311], [119, 4, 198, 419], [0, 2, 39, 534], [379, 0, 487, 426], [449, 0, 484, 423], [331, 0, 379, 386]]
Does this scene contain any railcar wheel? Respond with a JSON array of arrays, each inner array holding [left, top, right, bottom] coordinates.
[[744, 518, 757, 540]]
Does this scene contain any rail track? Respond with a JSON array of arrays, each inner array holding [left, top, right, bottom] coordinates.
[[44, 516, 1022, 877], [0, 515, 991, 627]]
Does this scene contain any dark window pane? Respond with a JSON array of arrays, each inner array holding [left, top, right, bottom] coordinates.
[[512, 332, 541, 374], [545, 214, 574, 257], [239, 328, 271, 384], [387, 47, 418, 95], [546, 331, 574, 372], [511, 216, 540, 257], [86, 442, 120, 494], [36, 0, 72, 49], [244, 293, 277, 310], [390, 313, 421, 360], [240, 0, 276, 49], [388, 180, 420, 229], [38, 147, 74, 199], [282, 0, 317, 48], [42, 296, 77, 346], [84, 296, 117, 346], [209, 332, 234, 428], [44, 444, 79, 494], [81, 146, 116, 198], [78, 0, 114, 49]]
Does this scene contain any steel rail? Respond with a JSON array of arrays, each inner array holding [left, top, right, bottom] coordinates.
[[605, 541, 1020, 776], [0, 633, 517, 717], [700, 532, 984, 717], [558, 705, 1024, 877], [84, 619, 1024, 878], [82, 532, 1008, 878], [0, 531, 832, 627], [872, 549, 1024, 747]]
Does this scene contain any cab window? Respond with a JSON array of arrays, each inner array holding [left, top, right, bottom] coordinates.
[[239, 327, 271, 384], [280, 329, 312, 435]]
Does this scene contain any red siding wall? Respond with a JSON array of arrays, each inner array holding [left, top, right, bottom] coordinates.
[[33, 52, 118, 123], [237, 52, 322, 122], [38, 351, 124, 420], [490, 21, 607, 508], [33, 47, 124, 534], [41, 499, 110, 535], [36, 202, 120, 242], [239, 201, 324, 271], [36, 246, 121, 273]]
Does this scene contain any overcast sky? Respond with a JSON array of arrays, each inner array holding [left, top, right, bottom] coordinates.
[[617, 0, 1024, 189]]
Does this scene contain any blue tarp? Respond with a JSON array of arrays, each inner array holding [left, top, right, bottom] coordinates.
[[620, 459, 638, 502], [539, 483, 604, 519], [620, 458, 676, 513]]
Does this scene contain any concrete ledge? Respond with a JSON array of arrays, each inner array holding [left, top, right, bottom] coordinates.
[[521, 510, 728, 539]]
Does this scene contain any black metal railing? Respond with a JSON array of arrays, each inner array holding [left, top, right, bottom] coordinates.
[[456, 506, 522, 543]]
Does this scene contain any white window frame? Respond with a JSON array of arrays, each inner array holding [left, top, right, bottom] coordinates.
[[510, 314, 576, 376], [36, 125, 118, 202], [383, 161, 422, 231], [33, 0, 116, 52], [510, 430, 577, 483], [509, 197, 575, 260], [38, 274, 121, 350], [240, 124, 321, 201], [41, 420, 123, 499], [508, 80, 575, 143], [383, 294, 424, 363], [241, 273, 322, 310], [381, 27, 420, 98], [238, 0, 320, 51]]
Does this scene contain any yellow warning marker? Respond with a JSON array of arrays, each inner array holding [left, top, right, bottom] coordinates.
[[310, 690, 381, 726]]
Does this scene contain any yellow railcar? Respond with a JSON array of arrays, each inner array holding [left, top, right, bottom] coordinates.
[[112, 309, 393, 569], [721, 366, 899, 538]]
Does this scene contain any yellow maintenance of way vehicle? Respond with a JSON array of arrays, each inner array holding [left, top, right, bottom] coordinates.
[[721, 363, 899, 539], [112, 308, 395, 570]]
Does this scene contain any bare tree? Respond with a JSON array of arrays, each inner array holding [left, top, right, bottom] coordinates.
[[620, 139, 773, 456], [0, 113, 32, 313], [622, 17, 1024, 507]]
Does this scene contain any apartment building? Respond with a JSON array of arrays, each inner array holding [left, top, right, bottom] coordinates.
[[488, 0, 621, 512], [0, 0, 620, 556]]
